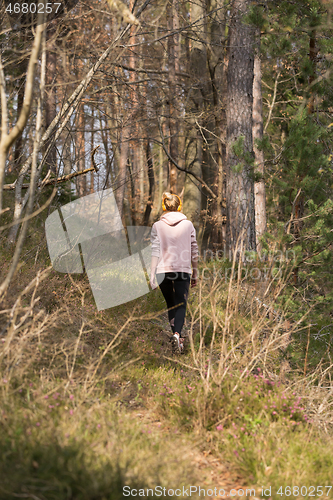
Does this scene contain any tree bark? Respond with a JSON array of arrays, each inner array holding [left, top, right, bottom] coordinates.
[[253, 37, 266, 247], [183, 0, 205, 236], [90, 106, 95, 194], [167, 0, 179, 193], [209, 0, 228, 251], [12, 53, 28, 174], [226, 0, 256, 255], [75, 101, 86, 196], [115, 125, 130, 221], [142, 140, 154, 226], [44, 26, 57, 174], [128, 2, 142, 218]]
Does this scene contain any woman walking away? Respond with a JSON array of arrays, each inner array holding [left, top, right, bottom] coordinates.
[[150, 192, 199, 353]]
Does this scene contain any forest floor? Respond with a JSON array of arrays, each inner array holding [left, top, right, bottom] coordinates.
[[112, 314, 258, 499], [127, 407, 256, 498], [1, 251, 333, 499]]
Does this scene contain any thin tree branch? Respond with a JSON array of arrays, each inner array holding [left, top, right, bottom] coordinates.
[[285, 188, 302, 235], [263, 70, 281, 134], [3, 146, 99, 191], [111, 62, 190, 77], [155, 118, 218, 200]]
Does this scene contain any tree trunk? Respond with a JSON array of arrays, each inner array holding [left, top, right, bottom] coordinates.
[[90, 106, 95, 194], [209, 0, 228, 251], [183, 0, 205, 236], [12, 60, 27, 174], [61, 128, 72, 177], [226, 0, 256, 255], [115, 125, 130, 221], [75, 102, 86, 196], [142, 140, 154, 226], [253, 38, 266, 248], [128, 6, 142, 218], [105, 99, 120, 187], [167, 0, 179, 193], [44, 27, 57, 174], [184, 131, 202, 236]]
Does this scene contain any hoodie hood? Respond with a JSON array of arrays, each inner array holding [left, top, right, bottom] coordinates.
[[159, 211, 187, 226]]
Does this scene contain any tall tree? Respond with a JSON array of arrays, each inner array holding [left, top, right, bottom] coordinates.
[[167, 0, 180, 193], [183, 0, 205, 234], [207, 0, 228, 251], [225, 0, 256, 254], [44, 26, 57, 174]]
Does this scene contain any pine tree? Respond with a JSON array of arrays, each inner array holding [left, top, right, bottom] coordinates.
[[226, 0, 256, 254]]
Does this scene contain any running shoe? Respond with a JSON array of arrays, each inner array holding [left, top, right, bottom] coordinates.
[[171, 333, 184, 353]]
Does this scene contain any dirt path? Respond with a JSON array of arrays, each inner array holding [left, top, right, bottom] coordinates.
[[116, 313, 261, 499], [130, 407, 260, 500]]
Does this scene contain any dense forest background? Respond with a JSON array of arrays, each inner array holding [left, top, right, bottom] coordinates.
[[2, 0, 333, 284], [1, 0, 333, 498], [1, 0, 333, 328]]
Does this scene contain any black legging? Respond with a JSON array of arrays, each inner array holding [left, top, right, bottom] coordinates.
[[156, 272, 190, 337]]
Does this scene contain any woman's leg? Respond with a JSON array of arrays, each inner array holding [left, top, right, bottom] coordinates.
[[156, 273, 176, 326], [173, 273, 190, 336]]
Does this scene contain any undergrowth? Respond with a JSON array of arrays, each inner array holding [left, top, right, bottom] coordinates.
[[1, 219, 333, 499]]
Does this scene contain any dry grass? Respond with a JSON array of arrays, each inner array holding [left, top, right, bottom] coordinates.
[[1, 234, 333, 499], [0, 260, 204, 499]]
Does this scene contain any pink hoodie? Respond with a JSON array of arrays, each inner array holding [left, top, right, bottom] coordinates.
[[150, 212, 199, 274]]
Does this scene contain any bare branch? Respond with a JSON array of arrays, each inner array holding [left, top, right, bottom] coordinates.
[[264, 71, 281, 134], [155, 118, 218, 201], [41, 145, 100, 188]]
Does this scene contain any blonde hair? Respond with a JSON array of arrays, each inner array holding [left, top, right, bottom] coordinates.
[[162, 192, 181, 212]]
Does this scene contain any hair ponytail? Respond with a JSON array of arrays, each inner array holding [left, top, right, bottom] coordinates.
[[162, 192, 182, 212]]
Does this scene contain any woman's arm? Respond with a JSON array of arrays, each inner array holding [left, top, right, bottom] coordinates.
[[150, 255, 159, 289], [150, 224, 160, 289], [191, 225, 199, 288]]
